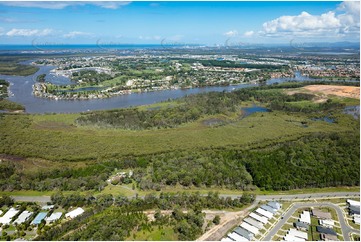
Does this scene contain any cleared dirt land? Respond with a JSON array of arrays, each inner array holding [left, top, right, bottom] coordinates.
[[302, 85, 360, 99]]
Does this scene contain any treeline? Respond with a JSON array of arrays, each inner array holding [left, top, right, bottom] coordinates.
[[75, 91, 238, 129], [37, 192, 254, 241], [242, 132, 360, 190], [0, 160, 123, 191], [75, 81, 353, 130], [177, 58, 288, 70], [50, 191, 255, 211], [133, 151, 253, 190]]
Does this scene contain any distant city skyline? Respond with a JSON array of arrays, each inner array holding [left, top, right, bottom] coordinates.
[[0, 1, 359, 45]]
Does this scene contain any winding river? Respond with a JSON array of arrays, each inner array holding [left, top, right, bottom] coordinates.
[[0, 61, 358, 114]]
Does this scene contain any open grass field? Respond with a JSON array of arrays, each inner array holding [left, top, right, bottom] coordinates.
[[127, 226, 178, 241]]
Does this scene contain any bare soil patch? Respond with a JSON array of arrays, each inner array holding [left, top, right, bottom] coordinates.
[[301, 85, 360, 99]]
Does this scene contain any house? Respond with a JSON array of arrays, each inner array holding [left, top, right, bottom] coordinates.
[[233, 226, 254, 240], [267, 201, 282, 210], [320, 233, 338, 241], [244, 217, 264, 229], [45, 212, 62, 223], [249, 212, 268, 224], [316, 226, 337, 236], [255, 208, 273, 219], [31, 212, 48, 225], [288, 228, 308, 240], [227, 232, 249, 241], [347, 199, 360, 207], [299, 211, 311, 224], [349, 205, 360, 215], [65, 207, 84, 219], [221, 237, 234, 242], [0, 208, 19, 225], [240, 222, 259, 235], [261, 205, 277, 214], [41, 205, 54, 210], [294, 221, 309, 231], [13, 211, 33, 224], [312, 209, 332, 220], [319, 219, 334, 228]]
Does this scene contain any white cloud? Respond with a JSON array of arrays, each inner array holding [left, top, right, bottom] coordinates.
[[0, 1, 131, 10], [63, 31, 93, 38], [260, 1, 359, 39], [91, 2, 131, 9], [6, 28, 53, 37], [244, 31, 254, 37], [223, 30, 238, 37]]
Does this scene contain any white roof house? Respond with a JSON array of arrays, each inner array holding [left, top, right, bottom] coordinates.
[[65, 207, 84, 219], [221, 237, 234, 242], [299, 211, 311, 224], [41, 205, 54, 210], [45, 212, 62, 223], [347, 199, 360, 207], [244, 217, 264, 229], [319, 219, 335, 228], [249, 212, 268, 224], [13, 211, 33, 224], [255, 208, 273, 219], [353, 214, 360, 225], [267, 201, 282, 210], [240, 222, 259, 235], [0, 208, 19, 225], [261, 205, 277, 214], [228, 232, 249, 242], [288, 228, 308, 240]]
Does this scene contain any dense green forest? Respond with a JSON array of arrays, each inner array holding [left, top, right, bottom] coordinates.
[[35, 192, 254, 241], [0, 131, 358, 192], [76, 81, 353, 130]]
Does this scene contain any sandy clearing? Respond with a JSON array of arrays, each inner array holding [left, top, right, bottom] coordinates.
[[301, 85, 360, 99]]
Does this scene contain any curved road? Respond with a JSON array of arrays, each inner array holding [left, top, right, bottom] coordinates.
[[263, 202, 359, 241]]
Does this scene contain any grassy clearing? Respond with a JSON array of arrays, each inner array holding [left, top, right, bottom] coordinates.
[[127, 226, 178, 241]]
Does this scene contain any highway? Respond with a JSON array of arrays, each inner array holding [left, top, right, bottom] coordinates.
[[263, 202, 359, 241]]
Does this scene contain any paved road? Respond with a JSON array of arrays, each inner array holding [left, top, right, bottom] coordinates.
[[219, 192, 360, 201], [263, 202, 359, 241], [11, 191, 360, 204], [12, 195, 51, 203]]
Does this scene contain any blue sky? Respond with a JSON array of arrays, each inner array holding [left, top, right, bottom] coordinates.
[[0, 1, 359, 45]]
